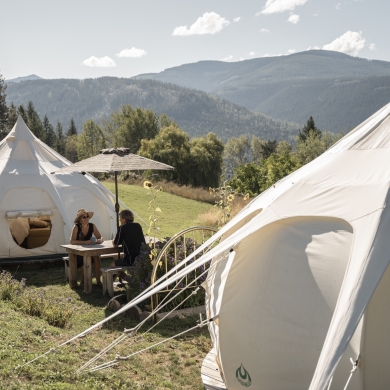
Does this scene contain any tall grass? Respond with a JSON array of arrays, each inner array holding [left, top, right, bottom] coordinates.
[[108, 177, 216, 204], [196, 196, 250, 227]]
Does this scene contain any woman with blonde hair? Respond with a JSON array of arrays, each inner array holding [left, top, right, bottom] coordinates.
[[70, 208, 103, 287]]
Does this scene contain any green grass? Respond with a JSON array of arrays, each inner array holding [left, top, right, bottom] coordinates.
[[0, 262, 212, 389], [103, 182, 214, 238], [0, 187, 215, 389]]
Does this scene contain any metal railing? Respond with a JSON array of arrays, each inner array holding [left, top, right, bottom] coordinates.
[[150, 226, 218, 317]]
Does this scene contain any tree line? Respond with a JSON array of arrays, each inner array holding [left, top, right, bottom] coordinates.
[[225, 117, 343, 196], [0, 71, 343, 194]]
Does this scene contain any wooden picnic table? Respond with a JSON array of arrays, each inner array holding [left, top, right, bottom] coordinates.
[[61, 241, 121, 293]]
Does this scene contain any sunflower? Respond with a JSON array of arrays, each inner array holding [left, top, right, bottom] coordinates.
[[227, 194, 235, 202], [143, 181, 153, 188]]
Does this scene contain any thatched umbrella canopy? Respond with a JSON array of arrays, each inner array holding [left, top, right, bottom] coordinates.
[[52, 148, 174, 228]]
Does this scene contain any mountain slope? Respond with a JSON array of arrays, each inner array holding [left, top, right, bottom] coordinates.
[[6, 77, 299, 142], [6, 74, 43, 83], [134, 50, 390, 131]]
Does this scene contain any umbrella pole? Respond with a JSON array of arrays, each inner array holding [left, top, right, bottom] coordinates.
[[115, 171, 119, 228], [115, 171, 121, 263]]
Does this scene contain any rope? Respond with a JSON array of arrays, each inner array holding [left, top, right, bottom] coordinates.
[[17, 247, 230, 372], [89, 318, 210, 373], [78, 272, 205, 374], [343, 355, 360, 390]]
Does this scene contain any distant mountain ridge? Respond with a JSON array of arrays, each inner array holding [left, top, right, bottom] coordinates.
[[6, 74, 43, 83], [6, 77, 299, 142], [134, 50, 390, 132]]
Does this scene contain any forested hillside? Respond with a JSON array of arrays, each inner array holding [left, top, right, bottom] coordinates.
[[135, 50, 390, 132], [6, 77, 298, 142]]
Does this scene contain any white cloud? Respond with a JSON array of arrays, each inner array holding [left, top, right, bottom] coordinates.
[[234, 17, 241, 22], [249, 51, 255, 56], [313, 13, 319, 16], [240, 57, 245, 61], [116, 47, 147, 58], [369, 43, 376, 50], [307, 45, 320, 50], [260, 28, 269, 33], [323, 30, 365, 56], [258, 0, 308, 15], [262, 53, 282, 57], [288, 14, 300, 24], [81, 56, 116, 67], [173, 12, 230, 36], [287, 49, 296, 54], [221, 55, 233, 61], [335, 3, 341, 9]]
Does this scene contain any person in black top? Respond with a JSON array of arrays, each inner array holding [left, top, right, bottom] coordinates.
[[111, 209, 146, 266], [70, 208, 103, 287]]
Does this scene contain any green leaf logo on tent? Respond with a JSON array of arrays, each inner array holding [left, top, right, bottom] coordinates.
[[236, 363, 252, 387]]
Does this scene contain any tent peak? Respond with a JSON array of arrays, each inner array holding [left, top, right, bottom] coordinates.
[[100, 148, 131, 156]]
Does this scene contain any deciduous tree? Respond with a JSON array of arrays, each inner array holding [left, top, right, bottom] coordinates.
[[77, 119, 106, 160], [105, 105, 159, 152]]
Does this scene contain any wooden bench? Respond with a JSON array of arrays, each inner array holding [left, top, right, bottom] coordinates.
[[101, 266, 133, 297], [63, 253, 125, 283]]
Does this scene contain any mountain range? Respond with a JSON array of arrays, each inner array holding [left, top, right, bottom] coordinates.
[[6, 78, 298, 142], [135, 50, 390, 132], [6, 50, 390, 141]]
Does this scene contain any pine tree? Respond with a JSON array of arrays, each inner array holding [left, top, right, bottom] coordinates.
[[66, 118, 77, 137], [55, 122, 66, 155], [7, 102, 18, 132], [26, 101, 44, 139], [0, 72, 8, 140], [298, 116, 321, 142], [42, 115, 56, 148], [17, 104, 28, 124]]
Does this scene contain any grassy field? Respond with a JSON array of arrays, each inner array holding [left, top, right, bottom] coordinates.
[[0, 185, 215, 389], [103, 182, 214, 238]]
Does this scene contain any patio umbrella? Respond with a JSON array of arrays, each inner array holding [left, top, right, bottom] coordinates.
[[52, 148, 174, 228]]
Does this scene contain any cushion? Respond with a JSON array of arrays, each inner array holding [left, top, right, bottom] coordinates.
[[8, 218, 30, 245], [29, 218, 49, 228]]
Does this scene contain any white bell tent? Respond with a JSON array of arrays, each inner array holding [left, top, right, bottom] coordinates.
[[21, 103, 390, 389], [0, 117, 117, 259]]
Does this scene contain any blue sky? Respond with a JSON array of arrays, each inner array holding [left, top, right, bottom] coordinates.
[[2, 0, 388, 80]]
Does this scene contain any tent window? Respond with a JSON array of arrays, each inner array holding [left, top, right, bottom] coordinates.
[[7, 212, 52, 249]]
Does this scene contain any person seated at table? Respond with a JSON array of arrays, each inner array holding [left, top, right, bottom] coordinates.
[[70, 208, 104, 287], [111, 209, 146, 268]]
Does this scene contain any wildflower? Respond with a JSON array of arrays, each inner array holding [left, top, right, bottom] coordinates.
[[244, 193, 250, 201], [143, 181, 153, 188], [227, 194, 235, 202]]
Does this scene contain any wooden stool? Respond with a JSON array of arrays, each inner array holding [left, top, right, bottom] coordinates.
[[63, 256, 70, 282], [101, 266, 133, 297]]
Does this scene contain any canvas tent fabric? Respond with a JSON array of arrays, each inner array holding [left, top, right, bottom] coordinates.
[[197, 102, 390, 389], [0, 117, 117, 259]]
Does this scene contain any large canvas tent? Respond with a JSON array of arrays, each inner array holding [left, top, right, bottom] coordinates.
[[200, 102, 390, 389], [0, 117, 117, 259]]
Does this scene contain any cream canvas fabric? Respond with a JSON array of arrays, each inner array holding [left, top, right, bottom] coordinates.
[[0, 117, 118, 258]]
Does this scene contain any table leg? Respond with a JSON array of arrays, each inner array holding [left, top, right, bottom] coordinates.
[[84, 255, 92, 293], [69, 253, 78, 288]]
